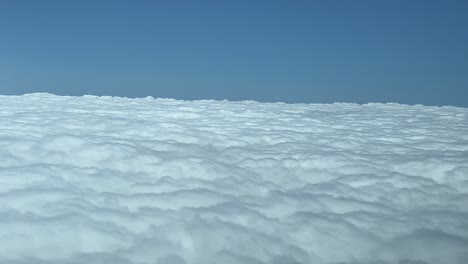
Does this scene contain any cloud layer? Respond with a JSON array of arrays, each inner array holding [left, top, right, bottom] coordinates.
[[1, 93, 467, 264]]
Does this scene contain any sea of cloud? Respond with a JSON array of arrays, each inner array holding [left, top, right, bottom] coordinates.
[[0, 93, 467, 264]]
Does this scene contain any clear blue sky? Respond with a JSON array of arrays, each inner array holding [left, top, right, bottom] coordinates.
[[1, 0, 467, 106]]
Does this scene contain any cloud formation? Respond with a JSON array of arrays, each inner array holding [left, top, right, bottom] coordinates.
[[0, 93, 467, 264]]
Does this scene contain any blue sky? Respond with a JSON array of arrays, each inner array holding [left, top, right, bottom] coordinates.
[[1, 0, 467, 106]]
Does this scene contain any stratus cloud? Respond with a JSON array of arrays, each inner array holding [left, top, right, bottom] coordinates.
[[0, 93, 467, 264]]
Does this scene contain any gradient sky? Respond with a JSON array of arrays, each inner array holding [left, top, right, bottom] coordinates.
[[1, 0, 467, 106]]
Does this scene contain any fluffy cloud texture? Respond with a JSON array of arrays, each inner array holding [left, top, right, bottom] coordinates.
[[0, 93, 467, 264]]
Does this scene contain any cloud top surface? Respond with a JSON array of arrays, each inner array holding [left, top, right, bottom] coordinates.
[[1, 93, 467, 264]]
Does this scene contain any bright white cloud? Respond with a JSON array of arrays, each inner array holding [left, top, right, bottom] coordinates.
[[0, 93, 467, 264]]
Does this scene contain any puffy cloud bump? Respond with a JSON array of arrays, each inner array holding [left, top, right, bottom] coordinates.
[[0, 93, 467, 264]]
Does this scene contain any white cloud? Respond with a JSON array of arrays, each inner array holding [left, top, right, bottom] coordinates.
[[0, 93, 467, 263]]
